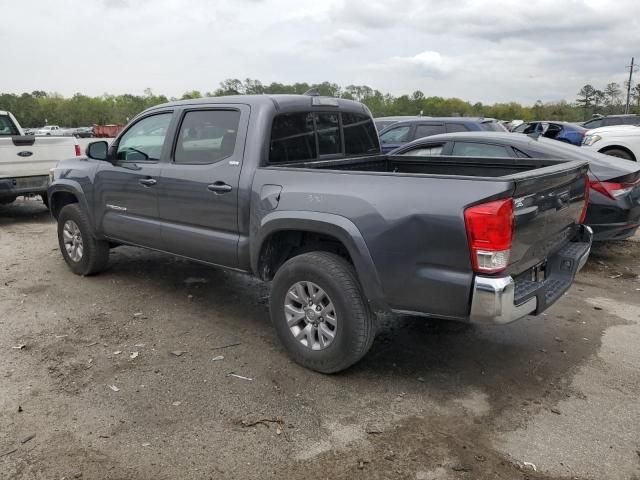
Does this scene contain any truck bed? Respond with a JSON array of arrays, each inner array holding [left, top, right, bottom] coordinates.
[[275, 154, 565, 179], [257, 153, 589, 318]]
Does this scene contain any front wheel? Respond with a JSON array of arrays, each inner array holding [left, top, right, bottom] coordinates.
[[270, 252, 376, 373], [602, 148, 635, 161], [57, 204, 110, 275]]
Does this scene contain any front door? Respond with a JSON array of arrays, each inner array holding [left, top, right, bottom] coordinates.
[[94, 112, 173, 249], [158, 106, 249, 268]]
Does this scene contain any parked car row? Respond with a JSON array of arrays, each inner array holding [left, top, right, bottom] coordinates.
[[377, 117, 506, 153], [389, 132, 640, 241], [21, 125, 96, 137]]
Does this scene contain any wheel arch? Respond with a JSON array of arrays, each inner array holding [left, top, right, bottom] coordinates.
[[598, 144, 637, 161], [49, 181, 93, 225], [253, 211, 388, 313]]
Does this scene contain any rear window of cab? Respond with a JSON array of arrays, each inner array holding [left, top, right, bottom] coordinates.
[[269, 111, 379, 163]]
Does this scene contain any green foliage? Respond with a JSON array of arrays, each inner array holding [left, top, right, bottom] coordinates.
[[2, 79, 638, 128]]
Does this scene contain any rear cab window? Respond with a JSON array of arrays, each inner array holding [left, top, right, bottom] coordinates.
[[269, 111, 379, 164], [0, 115, 20, 136]]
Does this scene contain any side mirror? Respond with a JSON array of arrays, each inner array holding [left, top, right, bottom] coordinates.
[[86, 141, 109, 161]]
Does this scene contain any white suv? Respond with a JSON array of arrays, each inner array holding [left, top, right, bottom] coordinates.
[[582, 125, 640, 162]]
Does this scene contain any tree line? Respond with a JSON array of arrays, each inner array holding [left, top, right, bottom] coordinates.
[[2, 79, 639, 128]]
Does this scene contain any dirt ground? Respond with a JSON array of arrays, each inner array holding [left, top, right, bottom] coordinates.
[[1, 196, 639, 480]]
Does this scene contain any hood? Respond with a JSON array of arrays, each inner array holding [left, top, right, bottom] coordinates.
[[586, 125, 640, 136]]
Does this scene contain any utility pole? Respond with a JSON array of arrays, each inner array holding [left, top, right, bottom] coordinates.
[[624, 57, 638, 114]]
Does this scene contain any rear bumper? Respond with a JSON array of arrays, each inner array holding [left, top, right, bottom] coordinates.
[[590, 222, 639, 241], [0, 176, 49, 200], [469, 225, 592, 325]]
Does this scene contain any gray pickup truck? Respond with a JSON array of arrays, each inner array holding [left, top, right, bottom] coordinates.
[[48, 94, 592, 373]]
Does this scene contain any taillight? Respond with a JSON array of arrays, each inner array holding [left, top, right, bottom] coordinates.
[[579, 177, 590, 224], [590, 180, 637, 200], [464, 198, 513, 273], [75, 144, 81, 156]]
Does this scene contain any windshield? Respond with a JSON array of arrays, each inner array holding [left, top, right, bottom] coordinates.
[[0, 115, 20, 135]]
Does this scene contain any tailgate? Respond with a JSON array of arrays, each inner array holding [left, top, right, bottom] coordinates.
[[507, 160, 589, 275], [0, 136, 77, 179]]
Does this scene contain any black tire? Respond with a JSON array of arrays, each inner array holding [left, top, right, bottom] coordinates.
[[57, 203, 109, 276], [270, 251, 376, 373], [602, 148, 635, 161], [41, 194, 49, 209]]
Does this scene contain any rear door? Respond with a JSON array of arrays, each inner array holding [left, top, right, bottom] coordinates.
[[158, 105, 249, 268], [94, 111, 173, 249]]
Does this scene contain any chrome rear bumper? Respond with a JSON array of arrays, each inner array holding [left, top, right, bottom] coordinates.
[[469, 226, 592, 325]]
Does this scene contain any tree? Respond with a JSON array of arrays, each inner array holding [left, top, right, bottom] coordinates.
[[604, 82, 622, 113], [576, 84, 596, 120], [181, 90, 202, 100]]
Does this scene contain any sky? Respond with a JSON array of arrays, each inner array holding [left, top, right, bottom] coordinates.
[[2, 0, 639, 104]]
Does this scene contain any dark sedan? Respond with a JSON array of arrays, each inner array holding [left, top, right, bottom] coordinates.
[[377, 117, 506, 153], [391, 132, 640, 241]]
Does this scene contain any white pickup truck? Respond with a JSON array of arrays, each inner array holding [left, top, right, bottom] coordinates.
[[34, 125, 66, 136], [0, 111, 80, 207]]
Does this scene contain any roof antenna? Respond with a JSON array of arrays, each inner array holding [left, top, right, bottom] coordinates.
[[303, 87, 321, 96]]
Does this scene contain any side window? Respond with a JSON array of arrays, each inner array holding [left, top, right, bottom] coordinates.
[[451, 142, 511, 158], [401, 144, 445, 156], [0, 115, 19, 135], [512, 123, 528, 133], [414, 124, 445, 139], [116, 113, 172, 162], [315, 112, 341, 156], [380, 125, 411, 144], [445, 123, 469, 133], [522, 123, 539, 134], [269, 113, 316, 164], [343, 113, 379, 155], [174, 110, 241, 165]]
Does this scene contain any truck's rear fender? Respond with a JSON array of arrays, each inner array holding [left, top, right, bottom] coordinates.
[[252, 211, 389, 313]]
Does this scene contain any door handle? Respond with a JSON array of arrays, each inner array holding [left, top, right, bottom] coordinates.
[[139, 178, 157, 187], [207, 182, 232, 194]]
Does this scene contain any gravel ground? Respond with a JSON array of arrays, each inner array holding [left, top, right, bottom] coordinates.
[[1, 197, 639, 480]]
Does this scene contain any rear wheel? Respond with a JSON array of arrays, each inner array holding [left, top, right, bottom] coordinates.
[[601, 148, 635, 161], [270, 252, 376, 373], [57, 204, 109, 275]]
